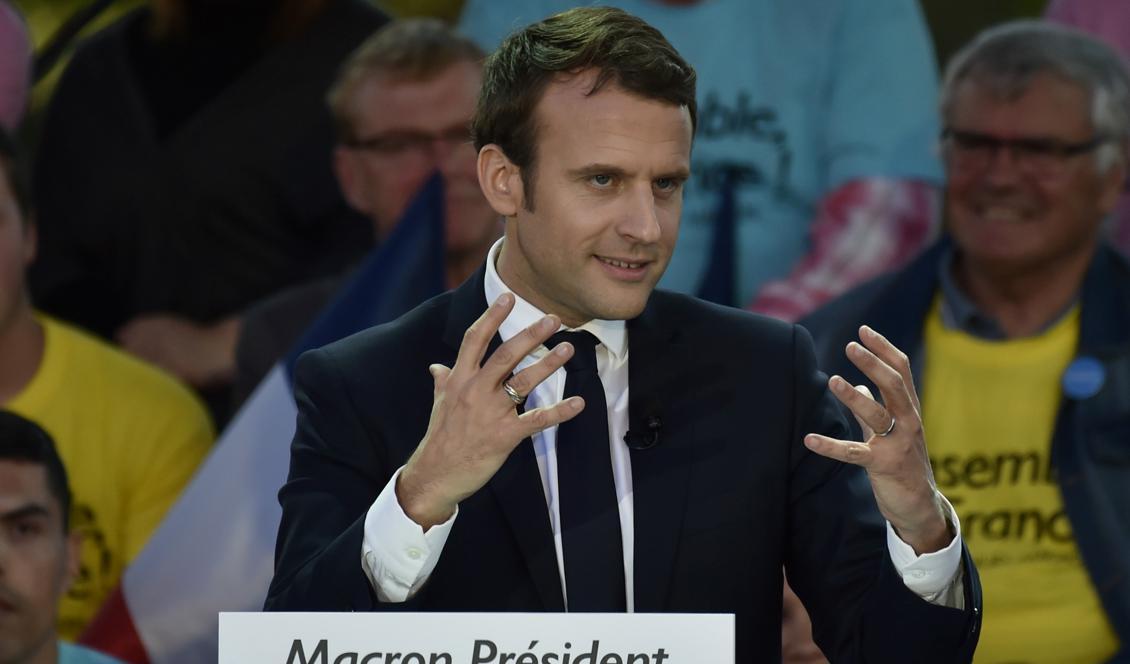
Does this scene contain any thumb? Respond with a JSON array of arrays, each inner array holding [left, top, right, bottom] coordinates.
[[429, 364, 452, 394]]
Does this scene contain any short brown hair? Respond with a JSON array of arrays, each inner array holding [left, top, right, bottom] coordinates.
[[471, 6, 697, 207], [328, 18, 485, 142], [0, 411, 72, 531]]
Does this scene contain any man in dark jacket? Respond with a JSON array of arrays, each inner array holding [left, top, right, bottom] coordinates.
[[804, 21, 1130, 663], [267, 7, 982, 662]]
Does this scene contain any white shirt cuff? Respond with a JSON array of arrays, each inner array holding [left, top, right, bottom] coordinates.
[[885, 492, 964, 607], [360, 465, 457, 602]]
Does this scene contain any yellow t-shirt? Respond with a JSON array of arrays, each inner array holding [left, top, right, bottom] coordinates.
[[5, 316, 214, 639], [922, 300, 1119, 663]]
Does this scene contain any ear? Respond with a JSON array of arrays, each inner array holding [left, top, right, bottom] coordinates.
[[477, 144, 524, 218], [333, 146, 371, 215]]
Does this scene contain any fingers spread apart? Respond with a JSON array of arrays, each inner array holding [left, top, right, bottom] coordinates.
[[519, 396, 585, 437], [804, 434, 873, 468], [502, 340, 574, 404], [452, 293, 515, 379], [828, 375, 893, 440], [844, 339, 914, 422], [858, 325, 922, 414]]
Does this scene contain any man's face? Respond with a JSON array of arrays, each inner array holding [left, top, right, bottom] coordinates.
[[335, 60, 498, 257], [495, 72, 692, 325], [0, 168, 33, 336], [944, 73, 1125, 274], [0, 461, 79, 664]]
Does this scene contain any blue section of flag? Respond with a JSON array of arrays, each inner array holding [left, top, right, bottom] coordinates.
[[284, 172, 447, 377], [696, 167, 738, 307]]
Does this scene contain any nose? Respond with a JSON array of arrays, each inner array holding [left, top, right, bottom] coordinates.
[[982, 144, 1024, 186], [617, 183, 663, 244]]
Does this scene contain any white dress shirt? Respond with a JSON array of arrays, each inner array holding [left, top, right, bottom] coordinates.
[[361, 238, 964, 608]]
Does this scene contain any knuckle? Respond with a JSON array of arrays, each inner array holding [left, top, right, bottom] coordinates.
[[544, 351, 569, 372], [491, 346, 514, 367], [507, 372, 528, 393], [529, 409, 550, 430]]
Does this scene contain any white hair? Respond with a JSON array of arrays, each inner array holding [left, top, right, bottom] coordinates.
[[941, 20, 1130, 172]]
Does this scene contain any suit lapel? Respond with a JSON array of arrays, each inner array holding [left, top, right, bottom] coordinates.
[[627, 296, 692, 611], [488, 436, 566, 610], [443, 264, 565, 610]]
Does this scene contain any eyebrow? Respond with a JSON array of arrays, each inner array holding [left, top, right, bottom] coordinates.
[[568, 163, 628, 179], [0, 504, 51, 522], [567, 163, 691, 181], [945, 128, 1091, 144]]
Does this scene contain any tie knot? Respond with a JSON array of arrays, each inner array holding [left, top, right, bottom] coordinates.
[[546, 330, 600, 373]]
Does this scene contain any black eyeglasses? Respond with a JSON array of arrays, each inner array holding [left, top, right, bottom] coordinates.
[[344, 126, 473, 160], [941, 128, 1109, 178]]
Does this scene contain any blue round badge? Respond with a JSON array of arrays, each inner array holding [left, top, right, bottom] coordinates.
[[1062, 356, 1105, 400]]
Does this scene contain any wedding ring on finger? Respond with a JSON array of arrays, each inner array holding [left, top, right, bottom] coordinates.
[[876, 416, 896, 437], [502, 380, 526, 406]]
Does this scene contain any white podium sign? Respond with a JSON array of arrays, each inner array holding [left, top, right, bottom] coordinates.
[[219, 612, 733, 664]]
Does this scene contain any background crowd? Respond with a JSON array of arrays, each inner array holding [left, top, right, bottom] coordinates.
[[0, 0, 1126, 663]]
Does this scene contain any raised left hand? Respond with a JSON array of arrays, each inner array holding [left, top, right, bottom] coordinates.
[[804, 325, 950, 555]]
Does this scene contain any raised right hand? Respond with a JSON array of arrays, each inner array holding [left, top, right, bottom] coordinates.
[[396, 292, 584, 528]]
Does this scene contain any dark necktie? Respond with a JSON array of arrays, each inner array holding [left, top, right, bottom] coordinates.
[[545, 330, 626, 611]]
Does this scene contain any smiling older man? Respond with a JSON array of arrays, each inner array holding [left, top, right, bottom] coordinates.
[[804, 21, 1130, 663]]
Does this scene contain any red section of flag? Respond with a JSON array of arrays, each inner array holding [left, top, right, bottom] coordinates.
[[78, 585, 150, 664]]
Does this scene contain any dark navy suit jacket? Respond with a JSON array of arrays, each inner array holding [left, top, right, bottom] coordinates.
[[266, 264, 982, 662]]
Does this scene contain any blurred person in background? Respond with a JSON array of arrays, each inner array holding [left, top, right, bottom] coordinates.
[[804, 22, 1130, 662], [0, 411, 124, 664], [27, 0, 388, 426], [0, 126, 213, 640], [233, 18, 501, 405], [0, 1, 31, 132], [459, 0, 943, 320]]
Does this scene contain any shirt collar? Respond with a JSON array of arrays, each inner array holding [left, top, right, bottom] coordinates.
[[937, 248, 1008, 340], [483, 238, 628, 362], [937, 248, 1078, 340]]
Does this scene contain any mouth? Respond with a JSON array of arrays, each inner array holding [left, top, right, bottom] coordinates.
[[970, 202, 1033, 223], [595, 255, 652, 282]]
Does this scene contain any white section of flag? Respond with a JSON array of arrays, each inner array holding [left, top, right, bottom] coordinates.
[[122, 364, 296, 663]]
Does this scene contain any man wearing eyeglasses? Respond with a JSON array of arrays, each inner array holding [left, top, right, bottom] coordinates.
[[327, 19, 501, 289], [232, 19, 504, 404], [803, 21, 1130, 663]]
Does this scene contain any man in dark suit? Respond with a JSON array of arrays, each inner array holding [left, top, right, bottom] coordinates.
[[266, 7, 982, 661]]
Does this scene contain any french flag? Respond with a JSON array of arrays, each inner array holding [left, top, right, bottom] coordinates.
[[79, 176, 446, 663]]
